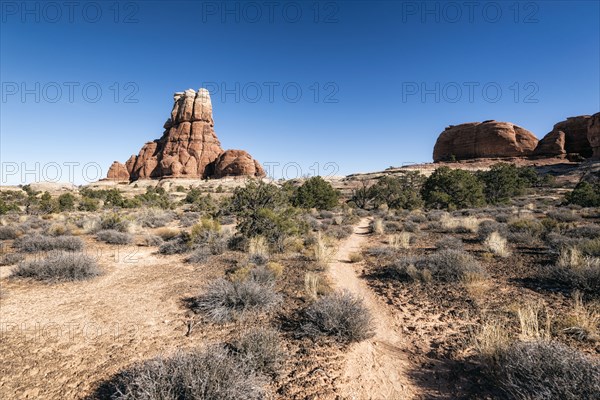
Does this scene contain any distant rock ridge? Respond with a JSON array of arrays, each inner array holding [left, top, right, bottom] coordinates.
[[433, 114, 599, 163], [106, 88, 265, 181]]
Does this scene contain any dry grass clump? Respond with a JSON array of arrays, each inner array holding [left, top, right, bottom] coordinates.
[[348, 252, 363, 263], [484, 232, 511, 258], [371, 218, 384, 235], [548, 247, 600, 296], [193, 276, 281, 323], [14, 234, 83, 252], [388, 232, 411, 250], [311, 232, 333, 270], [248, 236, 269, 265], [154, 227, 180, 241], [231, 327, 287, 376], [560, 292, 600, 342], [392, 249, 485, 283], [104, 346, 265, 400], [96, 230, 133, 245], [302, 291, 375, 343], [304, 272, 329, 300], [11, 251, 101, 282], [140, 234, 163, 247], [440, 215, 481, 233], [516, 302, 552, 340]]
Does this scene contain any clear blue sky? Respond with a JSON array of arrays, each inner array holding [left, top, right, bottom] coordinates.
[[1, 0, 599, 184]]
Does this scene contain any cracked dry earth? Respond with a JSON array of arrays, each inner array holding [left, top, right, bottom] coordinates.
[[327, 218, 418, 400]]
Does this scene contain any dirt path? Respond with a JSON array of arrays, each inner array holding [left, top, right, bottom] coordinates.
[[328, 218, 417, 400]]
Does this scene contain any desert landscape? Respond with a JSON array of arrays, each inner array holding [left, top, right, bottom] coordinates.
[[2, 2, 599, 399], [1, 86, 599, 399]]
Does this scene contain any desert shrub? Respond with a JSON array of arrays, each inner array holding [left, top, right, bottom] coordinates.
[[137, 209, 175, 228], [478, 163, 529, 204], [491, 340, 600, 400], [427, 210, 447, 222], [179, 212, 200, 227], [435, 236, 464, 250], [186, 247, 212, 264], [45, 222, 71, 236], [579, 238, 600, 257], [477, 220, 509, 242], [0, 252, 24, 266], [440, 214, 481, 233], [248, 236, 269, 265], [231, 328, 287, 376], [96, 229, 133, 245], [547, 209, 579, 223], [183, 188, 218, 213], [191, 217, 221, 239], [384, 221, 402, 233], [98, 212, 129, 232], [193, 277, 281, 323], [11, 251, 101, 282], [567, 224, 600, 239], [388, 232, 412, 250], [104, 346, 264, 400], [548, 247, 600, 296], [325, 224, 354, 239], [421, 167, 486, 210], [292, 176, 340, 210], [158, 233, 192, 255], [508, 217, 544, 239], [14, 234, 83, 252], [0, 225, 19, 240], [402, 221, 419, 233], [366, 246, 395, 257], [392, 249, 485, 282], [565, 181, 600, 207], [371, 218, 384, 234], [141, 234, 163, 247], [302, 291, 374, 343]]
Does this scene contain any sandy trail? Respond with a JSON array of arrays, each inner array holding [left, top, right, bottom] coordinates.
[[328, 218, 416, 400]]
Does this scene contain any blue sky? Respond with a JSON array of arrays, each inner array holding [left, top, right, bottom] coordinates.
[[1, 0, 599, 184]]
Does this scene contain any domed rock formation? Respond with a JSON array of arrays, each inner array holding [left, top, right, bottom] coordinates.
[[433, 120, 538, 162], [107, 88, 265, 181], [213, 150, 266, 178], [534, 115, 593, 158], [587, 112, 600, 159], [106, 161, 129, 181]]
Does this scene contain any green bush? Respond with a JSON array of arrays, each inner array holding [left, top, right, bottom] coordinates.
[[57, 193, 76, 211], [566, 181, 600, 207], [478, 163, 529, 204], [421, 167, 486, 210], [292, 176, 340, 210], [230, 181, 300, 248], [369, 173, 424, 210], [134, 187, 172, 209], [78, 196, 100, 211]]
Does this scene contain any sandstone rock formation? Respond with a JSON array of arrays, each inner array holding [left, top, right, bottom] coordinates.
[[106, 161, 129, 181], [213, 150, 266, 178], [433, 120, 538, 162], [534, 115, 592, 158], [108, 89, 265, 181], [588, 112, 600, 159]]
